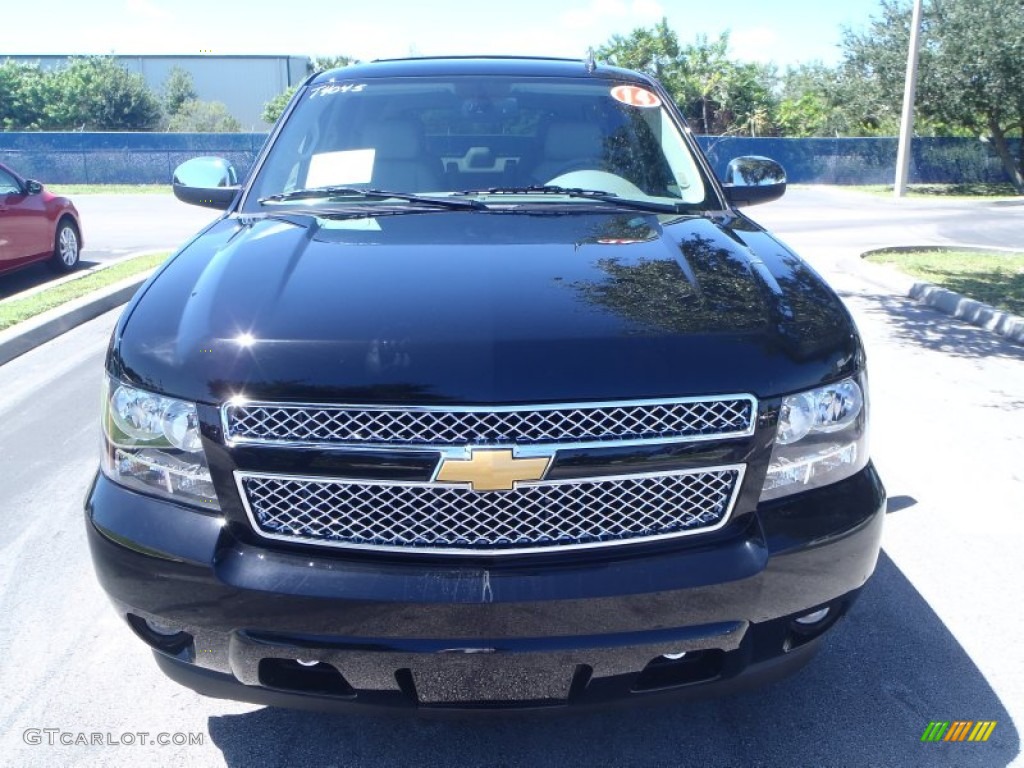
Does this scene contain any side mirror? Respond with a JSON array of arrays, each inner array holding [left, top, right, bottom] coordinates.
[[172, 157, 240, 210], [25, 179, 43, 194], [722, 156, 786, 207]]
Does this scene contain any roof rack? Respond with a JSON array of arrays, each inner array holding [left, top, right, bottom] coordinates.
[[370, 54, 582, 64]]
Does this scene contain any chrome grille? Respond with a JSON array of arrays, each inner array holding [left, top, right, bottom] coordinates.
[[236, 467, 743, 554], [224, 397, 755, 447]]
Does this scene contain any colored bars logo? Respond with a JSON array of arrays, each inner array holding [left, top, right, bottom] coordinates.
[[921, 721, 997, 742]]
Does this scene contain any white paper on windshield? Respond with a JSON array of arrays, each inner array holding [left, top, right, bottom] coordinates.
[[306, 149, 375, 187]]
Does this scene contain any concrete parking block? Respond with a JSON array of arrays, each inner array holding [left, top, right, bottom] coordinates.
[[859, 247, 1024, 346]]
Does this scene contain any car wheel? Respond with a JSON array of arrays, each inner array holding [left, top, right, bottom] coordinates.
[[48, 219, 80, 273]]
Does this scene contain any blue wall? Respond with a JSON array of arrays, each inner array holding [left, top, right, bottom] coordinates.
[[0, 133, 267, 184], [696, 136, 1017, 185], [0, 132, 1016, 186]]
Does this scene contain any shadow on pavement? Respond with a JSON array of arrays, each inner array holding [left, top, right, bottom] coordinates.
[[0, 260, 100, 301], [206, 553, 1019, 767], [841, 288, 1024, 361]]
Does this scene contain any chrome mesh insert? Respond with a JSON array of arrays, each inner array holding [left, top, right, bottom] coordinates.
[[237, 467, 743, 554], [224, 397, 755, 447]]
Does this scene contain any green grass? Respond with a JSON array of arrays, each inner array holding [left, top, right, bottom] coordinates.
[[845, 182, 1020, 198], [0, 251, 170, 331], [45, 184, 171, 195], [865, 248, 1024, 315]]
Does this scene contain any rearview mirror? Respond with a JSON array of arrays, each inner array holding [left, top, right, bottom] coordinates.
[[172, 157, 240, 210], [25, 179, 43, 194], [722, 156, 786, 207]]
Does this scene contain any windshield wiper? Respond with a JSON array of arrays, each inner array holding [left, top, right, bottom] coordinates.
[[454, 185, 694, 214], [259, 186, 486, 210]]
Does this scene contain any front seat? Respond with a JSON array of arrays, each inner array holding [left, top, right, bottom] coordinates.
[[531, 121, 607, 183], [361, 119, 442, 191]]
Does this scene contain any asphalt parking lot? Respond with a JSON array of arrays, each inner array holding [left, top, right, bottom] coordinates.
[[0, 188, 1021, 767], [0, 193, 216, 300]]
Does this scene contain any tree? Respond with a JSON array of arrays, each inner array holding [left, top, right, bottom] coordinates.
[[597, 23, 778, 135], [0, 60, 50, 130], [261, 85, 298, 124], [843, 0, 1024, 192], [262, 54, 355, 124], [162, 66, 197, 117], [167, 100, 241, 132], [42, 57, 162, 130], [741, 105, 773, 137], [717, 59, 778, 136], [309, 55, 355, 73], [776, 61, 897, 137], [677, 32, 734, 134], [926, 0, 1024, 191], [2, 57, 162, 131], [596, 18, 682, 92]]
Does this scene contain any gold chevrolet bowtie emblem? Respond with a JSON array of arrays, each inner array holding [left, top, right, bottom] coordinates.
[[435, 449, 550, 492]]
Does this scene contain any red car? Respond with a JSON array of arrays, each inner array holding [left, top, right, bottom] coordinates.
[[0, 162, 82, 276]]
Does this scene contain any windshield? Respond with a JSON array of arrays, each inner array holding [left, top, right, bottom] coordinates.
[[243, 75, 711, 211]]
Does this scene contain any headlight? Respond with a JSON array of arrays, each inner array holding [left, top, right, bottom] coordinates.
[[101, 377, 220, 509], [760, 376, 868, 501]]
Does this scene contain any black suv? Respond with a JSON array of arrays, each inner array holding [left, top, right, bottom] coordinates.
[[86, 56, 885, 711]]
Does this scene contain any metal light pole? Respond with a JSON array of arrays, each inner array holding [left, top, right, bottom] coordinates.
[[895, 0, 925, 198]]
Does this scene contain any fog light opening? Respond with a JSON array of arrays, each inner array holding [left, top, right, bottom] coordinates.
[[794, 607, 830, 626], [144, 618, 179, 636], [633, 649, 724, 692], [126, 613, 194, 659], [784, 602, 845, 652], [258, 658, 356, 698]]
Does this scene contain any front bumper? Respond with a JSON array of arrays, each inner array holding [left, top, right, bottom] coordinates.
[[85, 463, 885, 711]]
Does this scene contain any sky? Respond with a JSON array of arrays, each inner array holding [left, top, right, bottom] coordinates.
[[1, 0, 886, 69]]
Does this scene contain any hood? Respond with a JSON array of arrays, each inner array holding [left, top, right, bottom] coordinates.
[[112, 209, 860, 405]]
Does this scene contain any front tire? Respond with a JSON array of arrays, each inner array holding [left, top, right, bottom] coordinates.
[[48, 219, 80, 273]]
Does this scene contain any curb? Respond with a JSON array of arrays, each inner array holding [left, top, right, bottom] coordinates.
[[0, 249, 160, 304], [0, 271, 153, 367], [859, 247, 1024, 345], [908, 283, 1024, 343]]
